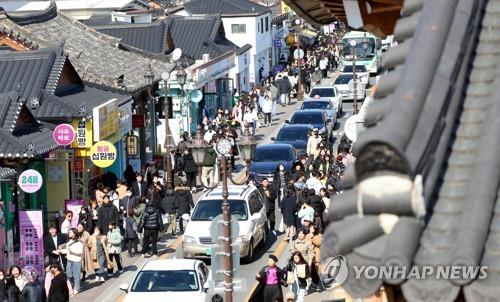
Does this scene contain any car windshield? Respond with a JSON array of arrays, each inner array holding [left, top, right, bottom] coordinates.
[[254, 148, 294, 162], [309, 88, 334, 97], [335, 75, 353, 84], [131, 270, 198, 292], [191, 200, 248, 221], [290, 113, 323, 125], [277, 128, 309, 141], [301, 102, 330, 110], [343, 65, 367, 73]]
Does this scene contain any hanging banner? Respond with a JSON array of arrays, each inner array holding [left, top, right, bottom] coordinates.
[[53, 124, 75, 146], [65, 200, 85, 228], [18, 170, 43, 193], [18, 210, 44, 280], [71, 119, 93, 149], [90, 141, 117, 168], [93, 98, 120, 141]]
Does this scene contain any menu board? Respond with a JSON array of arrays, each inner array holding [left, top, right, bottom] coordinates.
[[18, 210, 44, 279]]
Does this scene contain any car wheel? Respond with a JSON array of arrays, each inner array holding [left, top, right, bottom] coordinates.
[[244, 239, 254, 263]]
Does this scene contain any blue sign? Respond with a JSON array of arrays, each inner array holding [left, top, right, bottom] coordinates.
[[273, 39, 282, 48]]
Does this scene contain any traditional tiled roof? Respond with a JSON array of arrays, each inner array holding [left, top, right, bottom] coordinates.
[[0, 0, 174, 92], [183, 0, 270, 16], [322, 0, 500, 301], [0, 92, 58, 158], [0, 167, 16, 179]]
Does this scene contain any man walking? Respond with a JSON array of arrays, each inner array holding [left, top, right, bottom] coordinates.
[[260, 178, 277, 234], [201, 141, 217, 187], [160, 190, 178, 237], [138, 200, 164, 257]]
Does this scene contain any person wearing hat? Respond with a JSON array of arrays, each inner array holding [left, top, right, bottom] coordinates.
[[255, 255, 285, 302], [306, 129, 322, 159], [21, 266, 45, 301]]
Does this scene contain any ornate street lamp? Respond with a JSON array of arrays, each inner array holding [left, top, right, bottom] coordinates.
[[176, 65, 187, 89], [190, 123, 257, 302], [362, 33, 370, 53], [144, 64, 157, 159], [349, 39, 359, 114], [161, 70, 174, 190]]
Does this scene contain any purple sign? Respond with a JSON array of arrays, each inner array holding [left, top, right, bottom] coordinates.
[[18, 210, 44, 280], [65, 200, 85, 228], [18, 169, 43, 194], [53, 124, 75, 146], [273, 39, 282, 48]]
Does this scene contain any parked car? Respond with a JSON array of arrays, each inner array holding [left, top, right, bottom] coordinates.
[[286, 110, 333, 142], [249, 144, 297, 184], [308, 85, 343, 117], [300, 98, 337, 125], [334, 73, 366, 101], [271, 124, 313, 156], [342, 65, 369, 85], [182, 185, 268, 262], [120, 259, 210, 302]]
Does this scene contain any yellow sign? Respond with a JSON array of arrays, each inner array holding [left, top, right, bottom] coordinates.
[[71, 118, 93, 149], [93, 99, 119, 141], [90, 141, 117, 168], [281, 0, 291, 14]]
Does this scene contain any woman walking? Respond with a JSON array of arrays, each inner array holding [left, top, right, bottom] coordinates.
[[89, 227, 111, 282], [285, 251, 309, 302], [179, 150, 198, 192], [5, 275, 20, 302], [262, 95, 273, 127], [255, 255, 285, 302], [124, 211, 139, 257], [9, 266, 26, 292], [20, 268, 44, 302], [61, 228, 83, 295], [77, 224, 92, 282], [133, 197, 146, 248], [106, 222, 123, 275], [279, 186, 297, 242]]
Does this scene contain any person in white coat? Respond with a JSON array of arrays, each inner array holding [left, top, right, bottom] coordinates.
[[243, 106, 258, 135], [262, 95, 273, 127]]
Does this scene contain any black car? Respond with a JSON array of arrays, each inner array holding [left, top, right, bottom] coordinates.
[[271, 124, 312, 156], [285, 109, 332, 141], [249, 144, 296, 184]]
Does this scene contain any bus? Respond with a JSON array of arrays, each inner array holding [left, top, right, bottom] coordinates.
[[340, 31, 382, 75]]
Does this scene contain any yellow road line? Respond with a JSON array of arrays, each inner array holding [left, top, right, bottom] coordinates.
[[243, 237, 288, 302], [116, 236, 183, 302]]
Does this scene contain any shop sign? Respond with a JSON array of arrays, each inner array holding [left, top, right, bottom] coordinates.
[[65, 200, 85, 228], [132, 114, 145, 128], [53, 124, 75, 146], [18, 170, 43, 193], [74, 158, 83, 172], [93, 98, 120, 141], [119, 101, 133, 136], [90, 141, 117, 168], [18, 210, 44, 280], [71, 119, 93, 149], [273, 39, 282, 48], [126, 135, 139, 156]]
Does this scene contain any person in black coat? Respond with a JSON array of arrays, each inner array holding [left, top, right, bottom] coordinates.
[[161, 190, 178, 236], [273, 164, 291, 202], [308, 188, 325, 230], [259, 178, 277, 232], [43, 225, 67, 266], [254, 255, 285, 302], [175, 182, 194, 233], [21, 270, 45, 302], [77, 206, 93, 234], [47, 264, 68, 302], [284, 251, 310, 299], [0, 270, 7, 301], [131, 174, 147, 198], [279, 186, 297, 242], [97, 195, 120, 234], [123, 165, 136, 187], [179, 150, 198, 191], [138, 202, 164, 256], [5, 276, 20, 302]]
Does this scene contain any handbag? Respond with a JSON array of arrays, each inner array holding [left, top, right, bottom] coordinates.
[[286, 271, 294, 285], [278, 218, 285, 233]]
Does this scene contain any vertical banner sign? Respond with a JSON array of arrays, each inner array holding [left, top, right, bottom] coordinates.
[[18, 170, 43, 193], [90, 141, 117, 168], [65, 200, 85, 228], [53, 124, 75, 146], [18, 210, 44, 280], [71, 119, 93, 149]]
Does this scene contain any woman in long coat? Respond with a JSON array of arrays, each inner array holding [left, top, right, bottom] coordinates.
[[77, 224, 93, 280], [279, 185, 297, 242], [88, 226, 112, 281]]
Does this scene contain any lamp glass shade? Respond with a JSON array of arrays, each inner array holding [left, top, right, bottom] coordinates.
[[176, 68, 187, 86], [191, 146, 206, 166]]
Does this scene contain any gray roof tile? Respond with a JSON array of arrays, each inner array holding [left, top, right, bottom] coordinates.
[[183, 0, 270, 16]]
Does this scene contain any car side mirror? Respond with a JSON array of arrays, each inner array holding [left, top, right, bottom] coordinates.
[[252, 213, 262, 220], [285, 119, 290, 124], [327, 118, 332, 123], [182, 213, 190, 221], [119, 283, 129, 293], [271, 137, 276, 141]]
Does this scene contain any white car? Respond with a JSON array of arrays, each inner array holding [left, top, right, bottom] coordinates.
[[309, 85, 343, 118], [334, 73, 366, 101], [342, 65, 369, 86], [182, 185, 268, 262], [120, 259, 210, 302]]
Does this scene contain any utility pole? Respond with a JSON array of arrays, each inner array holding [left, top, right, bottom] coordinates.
[[221, 155, 233, 302], [163, 80, 174, 190], [350, 39, 359, 115]]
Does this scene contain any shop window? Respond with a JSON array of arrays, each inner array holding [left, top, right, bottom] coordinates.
[[265, 17, 269, 32], [260, 18, 264, 33], [231, 24, 246, 34]]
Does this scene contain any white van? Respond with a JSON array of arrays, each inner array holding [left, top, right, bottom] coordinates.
[[182, 185, 268, 262]]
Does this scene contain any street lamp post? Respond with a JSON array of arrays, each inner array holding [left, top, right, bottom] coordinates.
[[349, 39, 359, 115], [190, 124, 257, 302], [144, 65, 156, 160], [160, 70, 174, 191]]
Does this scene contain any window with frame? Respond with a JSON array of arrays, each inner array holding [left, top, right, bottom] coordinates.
[[265, 16, 269, 32], [231, 24, 246, 34], [260, 18, 264, 33]]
